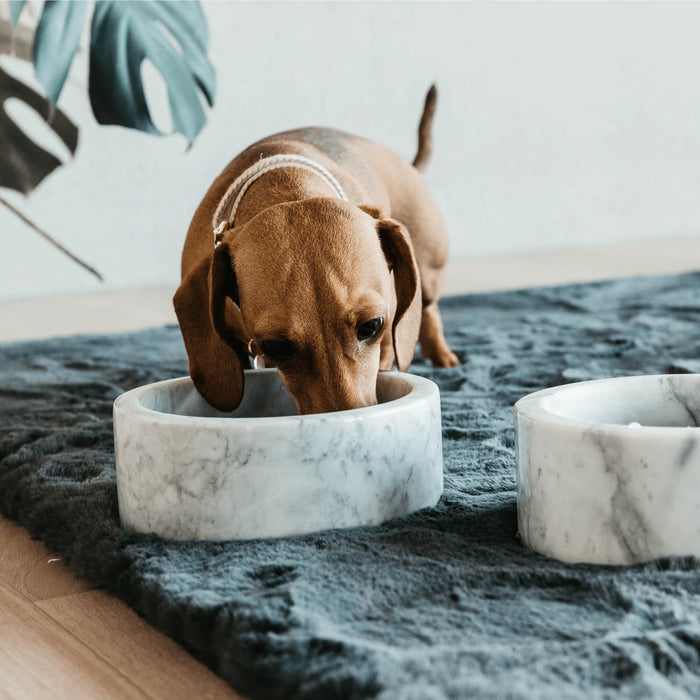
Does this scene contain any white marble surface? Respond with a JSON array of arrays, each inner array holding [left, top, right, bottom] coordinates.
[[515, 374, 700, 565], [114, 370, 443, 540]]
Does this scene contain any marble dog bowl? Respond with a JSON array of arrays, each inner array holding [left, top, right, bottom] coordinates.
[[114, 369, 443, 540], [515, 374, 700, 565]]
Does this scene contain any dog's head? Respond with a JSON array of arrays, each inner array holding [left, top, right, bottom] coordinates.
[[174, 198, 421, 415]]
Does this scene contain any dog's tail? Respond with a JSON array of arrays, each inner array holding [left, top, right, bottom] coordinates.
[[412, 84, 437, 173]]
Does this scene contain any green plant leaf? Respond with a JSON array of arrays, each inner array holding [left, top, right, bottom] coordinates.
[[89, 0, 216, 145], [0, 67, 78, 194], [33, 0, 88, 105], [8, 0, 28, 29]]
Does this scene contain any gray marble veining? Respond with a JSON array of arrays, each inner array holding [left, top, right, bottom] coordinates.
[[114, 369, 443, 540], [515, 374, 700, 565]]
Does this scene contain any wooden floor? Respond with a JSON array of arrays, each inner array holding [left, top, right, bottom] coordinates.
[[0, 516, 243, 699], [1, 235, 699, 698]]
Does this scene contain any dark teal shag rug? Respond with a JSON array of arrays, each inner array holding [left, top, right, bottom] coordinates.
[[1, 272, 700, 699]]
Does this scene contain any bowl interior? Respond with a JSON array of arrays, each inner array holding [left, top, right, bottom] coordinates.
[[543, 374, 700, 428], [138, 370, 416, 418]]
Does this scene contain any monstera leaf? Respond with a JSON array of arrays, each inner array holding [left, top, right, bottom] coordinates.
[[89, 0, 216, 144], [8, 0, 27, 28], [0, 66, 78, 194], [33, 0, 88, 105], [1, 0, 214, 281], [0, 65, 99, 279], [8, 0, 215, 144]]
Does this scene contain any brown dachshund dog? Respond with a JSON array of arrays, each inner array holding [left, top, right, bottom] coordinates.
[[174, 85, 459, 415]]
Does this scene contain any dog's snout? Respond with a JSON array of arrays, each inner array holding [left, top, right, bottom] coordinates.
[[292, 384, 378, 416], [297, 395, 377, 416]]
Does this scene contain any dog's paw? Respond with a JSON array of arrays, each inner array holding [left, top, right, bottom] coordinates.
[[431, 348, 460, 368]]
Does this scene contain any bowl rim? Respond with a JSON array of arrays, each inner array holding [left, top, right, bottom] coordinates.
[[114, 368, 439, 426], [514, 373, 700, 435]]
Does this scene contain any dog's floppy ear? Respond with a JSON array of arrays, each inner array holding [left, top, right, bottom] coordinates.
[[376, 217, 422, 371], [173, 240, 248, 411]]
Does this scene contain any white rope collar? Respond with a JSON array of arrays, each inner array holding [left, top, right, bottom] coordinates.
[[212, 154, 348, 243]]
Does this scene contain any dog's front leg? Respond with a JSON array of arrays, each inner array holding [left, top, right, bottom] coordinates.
[[419, 302, 459, 367]]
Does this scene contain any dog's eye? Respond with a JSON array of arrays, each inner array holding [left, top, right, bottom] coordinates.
[[261, 339, 296, 362], [356, 317, 384, 342]]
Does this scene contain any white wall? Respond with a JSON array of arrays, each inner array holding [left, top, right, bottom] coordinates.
[[2, 1, 700, 300]]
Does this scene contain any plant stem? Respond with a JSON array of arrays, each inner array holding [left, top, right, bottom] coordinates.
[[0, 195, 104, 282]]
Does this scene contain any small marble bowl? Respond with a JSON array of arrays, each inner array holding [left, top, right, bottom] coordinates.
[[515, 374, 700, 565], [114, 369, 443, 540]]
